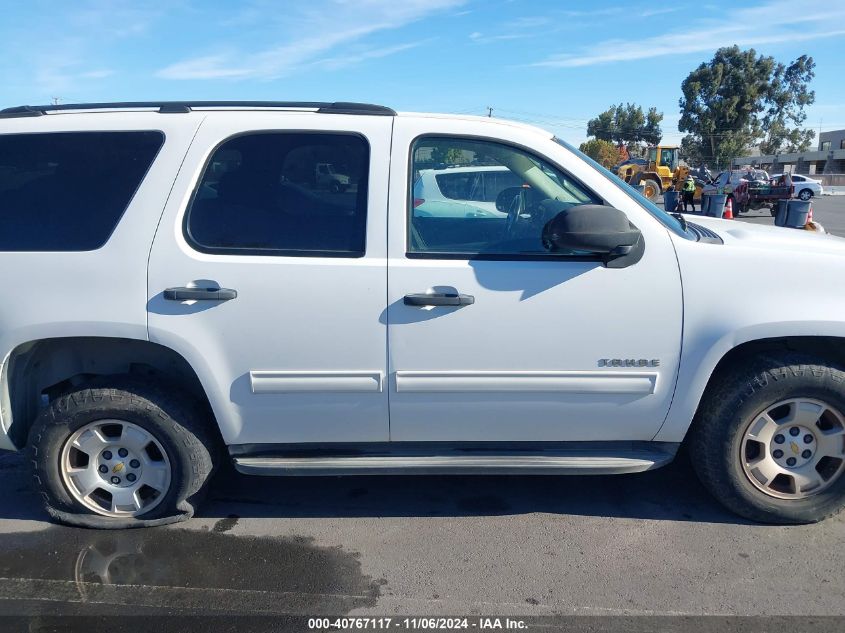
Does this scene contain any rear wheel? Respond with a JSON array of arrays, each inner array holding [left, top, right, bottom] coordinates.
[[29, 377, 217, 528], [689, 353, 845, 523], [798, 188, 813, 201]]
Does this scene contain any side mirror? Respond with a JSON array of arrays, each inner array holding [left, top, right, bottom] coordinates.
[[541, 205, 643, 266]]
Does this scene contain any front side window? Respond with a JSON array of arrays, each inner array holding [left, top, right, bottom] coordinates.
[[186, 132, 369, 257], [409, 136, 600, 257], [0, 131, 163, 251]]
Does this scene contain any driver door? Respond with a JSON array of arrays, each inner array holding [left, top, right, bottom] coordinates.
[[386, 119, 683, 442]]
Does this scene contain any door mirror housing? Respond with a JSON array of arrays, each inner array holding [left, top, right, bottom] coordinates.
[[541, 204, 643, 267]]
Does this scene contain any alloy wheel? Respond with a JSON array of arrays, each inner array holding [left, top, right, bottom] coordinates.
[[741, 398, 845, 500], [60, 419, 172, 517]]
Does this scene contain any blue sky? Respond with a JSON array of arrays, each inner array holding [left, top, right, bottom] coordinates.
[[2, 0, 844, 146]]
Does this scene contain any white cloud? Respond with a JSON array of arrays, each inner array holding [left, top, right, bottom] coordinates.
[[534, 0, 845, 68], [156, 0, 465, 80], [78, 69, 115, 79], [640, 7, 681, 18], [315, 41, 430, 70]]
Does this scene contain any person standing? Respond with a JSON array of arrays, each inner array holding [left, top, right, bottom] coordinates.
[[682, 176, 696, 212]]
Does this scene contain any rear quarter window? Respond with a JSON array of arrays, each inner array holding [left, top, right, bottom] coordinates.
[[0, 131, 163, 251]]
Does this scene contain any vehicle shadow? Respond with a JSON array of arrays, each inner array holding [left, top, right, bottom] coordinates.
[[0, 449, 750, 526]]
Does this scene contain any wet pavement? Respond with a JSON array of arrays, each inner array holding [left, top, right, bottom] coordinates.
[[0, 447, 843, 626]]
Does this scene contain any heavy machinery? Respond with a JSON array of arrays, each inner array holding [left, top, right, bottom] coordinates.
[[617, 145, 699, 202]]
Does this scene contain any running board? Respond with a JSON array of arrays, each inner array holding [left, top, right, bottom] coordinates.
[[231, 444, 677, 477]]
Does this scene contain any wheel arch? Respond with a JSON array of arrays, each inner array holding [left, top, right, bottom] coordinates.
[[655, 330, 845, 443], [1, 336, 224, 450]]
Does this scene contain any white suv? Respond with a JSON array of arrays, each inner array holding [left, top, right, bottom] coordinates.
[[413, 166, 522, 218], [1, 101, 845, 528]]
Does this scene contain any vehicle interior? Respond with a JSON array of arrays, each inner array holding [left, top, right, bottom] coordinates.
[[409, 138, 601, 256]]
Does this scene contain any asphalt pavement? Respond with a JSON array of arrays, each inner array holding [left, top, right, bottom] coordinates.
[[736, 194, 845, 237], [0, 196, 844, 628]]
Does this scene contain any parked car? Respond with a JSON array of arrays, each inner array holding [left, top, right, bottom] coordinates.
[[2, 101, 845, 529], [413, 165, 524, 218], [788, 174, 824, 200]]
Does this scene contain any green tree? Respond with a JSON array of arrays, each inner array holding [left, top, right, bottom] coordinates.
[[586, 103, 663, 149], [759, 55, 816, 154], [679, 46, 815, 167], [430, 146, 469, 165], [578, 139, 620, 169]]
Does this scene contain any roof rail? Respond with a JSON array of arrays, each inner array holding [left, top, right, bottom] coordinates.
[[0, 101, 396, 118]]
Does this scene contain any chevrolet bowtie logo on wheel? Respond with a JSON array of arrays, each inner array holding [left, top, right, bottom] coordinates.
[[112, 463, 125, 474], [791, 442, 800, 455]]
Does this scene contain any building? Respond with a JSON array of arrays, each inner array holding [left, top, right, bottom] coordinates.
[[819, 129, 845, 153], [732, 128, 845, 177]]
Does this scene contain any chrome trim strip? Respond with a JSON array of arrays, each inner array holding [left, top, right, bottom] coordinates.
[[233, 453, 667, 476], [394, 371, 657, 394], [250, 371, 383, 394]]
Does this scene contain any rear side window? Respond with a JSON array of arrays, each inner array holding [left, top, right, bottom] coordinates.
[[185, 132, 369, 257], [0, 131, 163, 251]]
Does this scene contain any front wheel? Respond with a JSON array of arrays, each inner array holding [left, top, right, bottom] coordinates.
[[29, 377, 217, 528], [688, 353, 845, 524], [641, 179, 661, 202], [798, 188, 813, 201]]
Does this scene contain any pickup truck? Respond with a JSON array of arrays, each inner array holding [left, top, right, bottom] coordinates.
[[1, 101, 844, 529], [703, 169, 793, 215], [315, 162, 351, 193]]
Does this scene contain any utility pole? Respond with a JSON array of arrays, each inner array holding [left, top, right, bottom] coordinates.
[[51, 96, 61, 105], [486, 106, 493, 118]]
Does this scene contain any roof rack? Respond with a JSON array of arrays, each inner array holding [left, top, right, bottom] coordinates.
[[0, 101, 396, 118]]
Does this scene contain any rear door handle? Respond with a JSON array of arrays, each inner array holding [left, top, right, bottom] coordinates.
[[403, 292, 475, 307], [164, 287, 238, 301]]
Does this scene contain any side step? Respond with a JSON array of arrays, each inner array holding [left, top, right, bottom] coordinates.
[[231, 443, 678, 476]]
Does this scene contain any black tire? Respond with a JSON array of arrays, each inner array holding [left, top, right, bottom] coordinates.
[[688, 352, 845, 524], [28, 376, 217, 529], [798, 188, 813, 201], [642, 178, 661, 202]]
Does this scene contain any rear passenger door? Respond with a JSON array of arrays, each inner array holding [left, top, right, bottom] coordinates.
[[147, 113, 392, 447]]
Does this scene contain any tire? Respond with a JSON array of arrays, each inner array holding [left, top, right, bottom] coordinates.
[[798, 188, 813, 201], [688, 352, 845, 524], [28, 376, 217, 529], [642, 179, 661, 202]]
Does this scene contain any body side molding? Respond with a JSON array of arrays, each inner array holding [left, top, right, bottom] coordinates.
[[250, 371, 384, 394], [394, 370, 658, 394]]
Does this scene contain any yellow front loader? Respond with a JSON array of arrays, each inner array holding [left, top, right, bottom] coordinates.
[[618, 145, 700, 202]]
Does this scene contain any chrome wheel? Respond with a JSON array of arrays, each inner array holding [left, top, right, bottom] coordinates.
[[741, 398, 845, 500], [60, 420, 172, 517]]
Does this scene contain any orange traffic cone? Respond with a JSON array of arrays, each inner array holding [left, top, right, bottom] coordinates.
[[723, 197, 734, 219]]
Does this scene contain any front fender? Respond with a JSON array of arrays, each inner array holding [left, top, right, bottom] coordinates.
[[654, 321, 845, 442]]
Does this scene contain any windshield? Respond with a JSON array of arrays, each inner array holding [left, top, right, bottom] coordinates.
[[552, 138, 693, 240]]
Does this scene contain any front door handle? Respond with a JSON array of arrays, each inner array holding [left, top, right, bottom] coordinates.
[[164, 287, 238, 301], [403, 292, 475, 307]]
